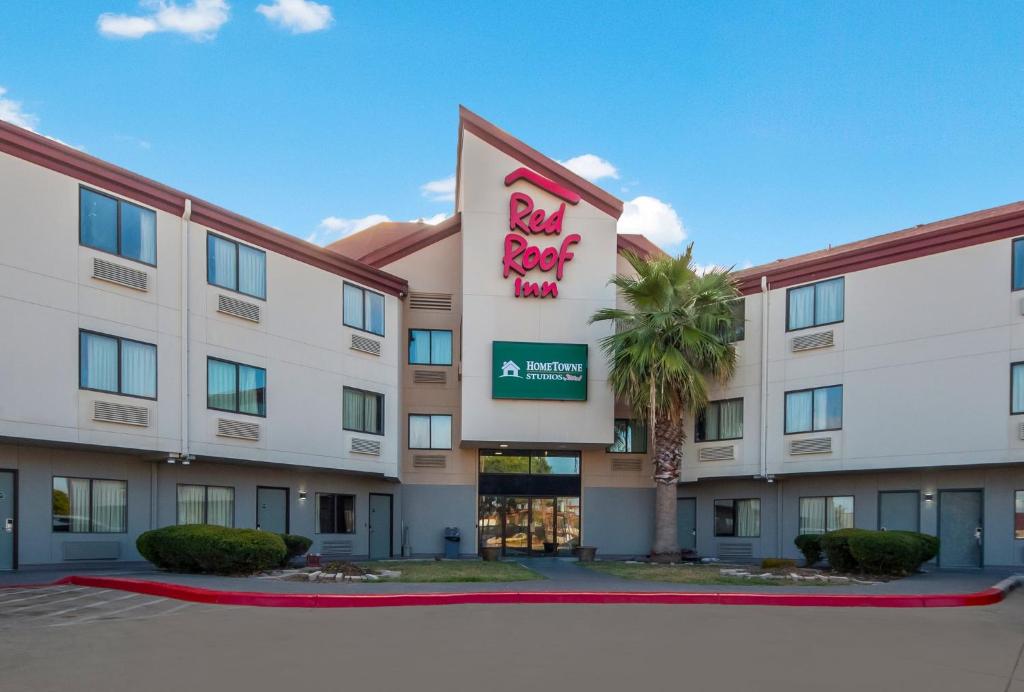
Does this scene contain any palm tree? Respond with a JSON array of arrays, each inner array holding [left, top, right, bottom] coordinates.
[[590, 244, 740, 562]]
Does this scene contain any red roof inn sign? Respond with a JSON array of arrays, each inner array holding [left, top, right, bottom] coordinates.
[[501, 167, 582, 299]]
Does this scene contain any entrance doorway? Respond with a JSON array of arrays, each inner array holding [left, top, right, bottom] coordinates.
[[0, 470, 15, 570], [938, 489, 983, 568], [256, 486, 289, 534], [478, 495, 580, 556], [677, 498, 697, 552], [369, 493, 393, 560]]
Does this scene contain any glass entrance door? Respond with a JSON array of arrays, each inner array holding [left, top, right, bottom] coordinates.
[[478, 495, 580, 556]]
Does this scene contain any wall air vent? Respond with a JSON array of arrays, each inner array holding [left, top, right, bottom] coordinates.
[[217, 294, 261, 323], [351, 334, 382, 356], [413, 369, 446, 384], [791, 330, 835, 352], [408, 292, 453, 311], [1018, 422, 1024, 441], [789, 437, 833, 455], [62, 541, 121, 561], [92, 400, 150, 427], [351, 437, 382, 456], [92, 257, 148, 291], [697, 445, 735, 462], [717, 543, 753, 561], [320, 540, 353, 560], [611, 458, 642, 472], [217, 418, 260, 441], [413, 454, 446, 469]]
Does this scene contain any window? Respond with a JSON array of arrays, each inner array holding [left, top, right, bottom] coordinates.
[[479, 450, 581, 475], [714, 499, 760, 537], [787, 277, 844, 331], [1014, 239, 1024, 291], [785, 385, 842, 434], [79, 187, 156, 265], [207, 358, 266, 416], [176, 485, 234, 527], [799, 496, 854, 534], [343, 387, 384, 435], [52, 477, 126, 533], [79, 330, 157, 399], [1012, 363, 1024, 414], [409, 414, 452, 449], [409, 329, 453, 365], [718, 298, 745, 343], [317, 493, 355, 533], [343, 283, 385, 336], [207, 233, 266, 299], [1016, 491, 1024, 539], [608, 419, 647, 453], [696, 398, 744, 442]]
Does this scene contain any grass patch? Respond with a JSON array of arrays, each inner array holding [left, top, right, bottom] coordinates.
[[581, 561, 831, 587], [358, 559, 543, 583]]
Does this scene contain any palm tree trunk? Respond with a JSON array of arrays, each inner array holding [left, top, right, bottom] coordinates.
[[650, 415, 684, 562]]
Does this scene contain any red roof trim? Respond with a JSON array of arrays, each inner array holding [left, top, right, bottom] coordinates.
[[504, 167, 581, 204], [0, 120, 408, 296], [358, 214, 463, 268], [459, 106, 624, 220]]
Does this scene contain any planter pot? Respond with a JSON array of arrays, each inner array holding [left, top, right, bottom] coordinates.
[[576, 546, 597, 562], [480, 547, 501, 562]]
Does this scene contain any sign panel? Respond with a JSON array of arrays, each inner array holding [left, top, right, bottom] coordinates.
[[492, 341, 588, 401]]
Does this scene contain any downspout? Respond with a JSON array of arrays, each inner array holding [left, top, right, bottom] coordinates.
[[759, 275, 769, 482], [180, 199, 192, 462]]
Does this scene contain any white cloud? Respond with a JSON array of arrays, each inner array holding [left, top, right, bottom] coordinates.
[[97, 0, 230, 41], [558, 154, 619, 182], [410, 213, 450, 225], [257, 0, 333, 33], [693, 259, 753, 275], [617, 195, 686, 249], [420, 174, 455, 202], [0, 86, 39, 131], [307, 213, 390, 246]]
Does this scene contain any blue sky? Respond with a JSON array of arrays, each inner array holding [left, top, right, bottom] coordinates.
[[1, 1, 1022, 268]]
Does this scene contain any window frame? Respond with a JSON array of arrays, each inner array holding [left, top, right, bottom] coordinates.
[[713, 498, 761, 537], [695, 397, 744, 443], [798, 495, 855, 535], [608, 418, 648, 454], [315, 492, 356, 534], [175, 484, 235, 527], [408, 413, 453, 450], [1013, 238, 1024, 292], [785, 277, 845, 332], [206, 356, 267, 418], [1011, 362, 1024, 415], [408, 329, 453, 366], [51, 475, 128, 534], [206, 232, 267, 301], [79, 186, 158, 267], [718, 298, 745, 343], [342, 386, 385, 436], [783, 385, 843, 434], [78, 329, 158, 401], [343, 282, 386, 337], [478, 449, 582, 476]]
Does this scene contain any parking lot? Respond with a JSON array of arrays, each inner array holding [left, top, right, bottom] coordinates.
[[3, 585, 1024, 692]]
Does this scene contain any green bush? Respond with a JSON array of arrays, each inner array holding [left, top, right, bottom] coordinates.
[[819, 528, 940, 576], [137, 525, 286, 575], [819, 528, 870, 573], [761, 558, 797, 570], [279, 533, 313, 566], [793, 534, 823, 567]]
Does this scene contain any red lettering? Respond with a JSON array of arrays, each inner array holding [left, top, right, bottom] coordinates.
[[555, 233, 580, 280], [503, 190, 579, 299], [502, 233, 527, 277], [538, 245, 558, 271], [509, 192, 532, 233], [543, 203, 565, 235]]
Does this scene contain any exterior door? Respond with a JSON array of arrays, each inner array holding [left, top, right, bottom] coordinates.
[[939, 490, 983, 568], [878, 491, 920, 532], [256, 486, 288, 534], [369, 493, 393, 560], [0, 471, 14, 570], [677, 498, 697, 552]]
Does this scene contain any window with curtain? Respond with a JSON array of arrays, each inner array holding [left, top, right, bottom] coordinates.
[[317, 493, 355, 533], [343, 387, 384, 434], [608, 419, 647, 453], [52, 477, 126, 533], [799, 496, 854, 534], [176, 485, 234, 527], [207, 233, 266, 299], [787, 277, 844, 331], [79, 330, 157, 399], [717, 298, 745, 343], [1014, 239, 1024, 291], [408, 329, 453, 365], [79, 187, 157, 265], [207, 358, 266, 416], [1013, 363, 1024, 414], [343, 283, 385, 336], [1015, 490, 1024, 539], [785, 385, 842, 433], [409, 414, 452, 449], [713, 498, 760, 537], [696, 398, 744, 442]]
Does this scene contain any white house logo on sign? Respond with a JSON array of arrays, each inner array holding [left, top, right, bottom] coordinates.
[[500, 360, 522, 378]]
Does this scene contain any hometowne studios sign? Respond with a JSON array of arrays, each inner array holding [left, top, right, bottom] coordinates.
[[492, 341, 588, 401]]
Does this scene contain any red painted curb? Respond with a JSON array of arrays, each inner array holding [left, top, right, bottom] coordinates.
[[1, 575, 1004, 609]]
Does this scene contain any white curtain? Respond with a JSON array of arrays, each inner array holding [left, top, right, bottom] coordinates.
[[177, 485, 205, 525], [91, 480, 126, 533], [736, 499, 760, 537], [430, 330, 452, 364], [343, 284, 364, 329], [785, 390, 813, 433], [121, 340, 156, 398], [815, 278, 844, 325], [206, 487, 234, 527], [363, 392, 380, 433], [788, 285, 815, 330], [238, 244, 266, 299], [208, 235, 237, 290], [828, 496, 854, 530], [207, 359, 237, 411], [365, 291, 385, 335], [343, 388, 363, 430], [137, 207, 156, 265], [799, 497, 826, 534], [1013, 365, 1024, 413], [430, 415, 452, 449], [703, 404, 720, 440], [813, 386, 843, 430], [69, 478, 91, 532], [81, 333, 118, 392], [120, 202, 156, 264], [409, 330, 430, 364], [238, 365, 264, 415], [719, 399, 743, 439], [409, 415, 431, 448]]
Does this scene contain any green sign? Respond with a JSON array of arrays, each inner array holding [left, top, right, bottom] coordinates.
[[492, 341, 588, 401]]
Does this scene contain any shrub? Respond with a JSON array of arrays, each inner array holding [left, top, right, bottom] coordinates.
[[818, 529, 940, 576], [819, 528, 871, 573], [761, 558, 797, 570], [794, 534, 823, 567], [279, 533, 313, 566], [137, 525, 286, 575]]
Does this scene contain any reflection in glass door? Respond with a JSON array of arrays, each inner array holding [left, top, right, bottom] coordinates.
[[478, 495, 580, 556]]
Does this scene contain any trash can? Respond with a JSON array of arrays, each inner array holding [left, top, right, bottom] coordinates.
[[444, 527, 461, 559]]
